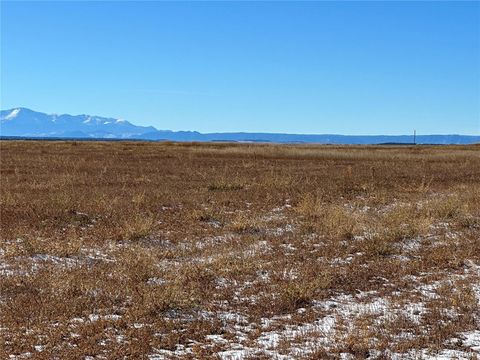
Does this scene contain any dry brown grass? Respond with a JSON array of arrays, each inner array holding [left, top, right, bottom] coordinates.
[[1, 141, 479, 359]]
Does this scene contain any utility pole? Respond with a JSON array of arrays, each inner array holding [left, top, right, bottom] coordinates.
[[413, 129, 416, 145]]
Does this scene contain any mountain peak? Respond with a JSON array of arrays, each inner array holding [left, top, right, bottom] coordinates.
[[4, 108, 22, 120], [0, 107, 157, 138]]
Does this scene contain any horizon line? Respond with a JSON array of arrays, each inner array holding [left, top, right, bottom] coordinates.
[[1, 107, 479, 137]]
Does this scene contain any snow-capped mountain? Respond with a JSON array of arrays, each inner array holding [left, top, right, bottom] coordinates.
[[0, 108, 156, 138]]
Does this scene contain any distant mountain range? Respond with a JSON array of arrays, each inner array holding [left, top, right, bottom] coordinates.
[[0, 108, 156, 139], [1, 107, 479, 144]]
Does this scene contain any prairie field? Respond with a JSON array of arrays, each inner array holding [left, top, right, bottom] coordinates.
[[1, 141, 479, 359]]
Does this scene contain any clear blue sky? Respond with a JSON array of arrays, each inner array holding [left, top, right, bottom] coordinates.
[[1, 1, 479, 135]]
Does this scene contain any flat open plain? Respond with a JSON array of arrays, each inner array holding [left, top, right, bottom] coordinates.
[[1, 141, 479, 359]]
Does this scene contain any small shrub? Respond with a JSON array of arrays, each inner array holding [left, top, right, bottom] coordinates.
[[229, 212, 262, 234], [122, 215, 156, 241]]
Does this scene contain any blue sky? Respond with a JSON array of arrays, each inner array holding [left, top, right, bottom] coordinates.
[[1, 1, 479, 135]]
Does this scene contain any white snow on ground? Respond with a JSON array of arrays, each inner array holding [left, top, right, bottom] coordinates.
[[3, 201, 479, 359], [146, 275, 480, 360], [267, 224, 295, 236], [462, 331, 480, 352], [146, 284, 480, 360]]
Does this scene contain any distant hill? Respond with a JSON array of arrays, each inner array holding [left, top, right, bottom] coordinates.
[[1, 108, 479, 144]]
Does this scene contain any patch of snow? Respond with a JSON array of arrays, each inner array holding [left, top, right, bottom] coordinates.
[[31, 254, 79, 268], [205, 334, 228, 344], [206, 220, 222, 228], [458, 330, 480, 351], [268, 224, 295, 236], [34, 345, 45, 352], [280, 242, 296, 251], [147, 277, 166, 285], [4, 108, 20, 120], [402, 237, 422, 252], [88, 314, 99, 322], [103, 314, 122, 321], [70, 317, 84, 323], [218, 349, 251, 360]]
